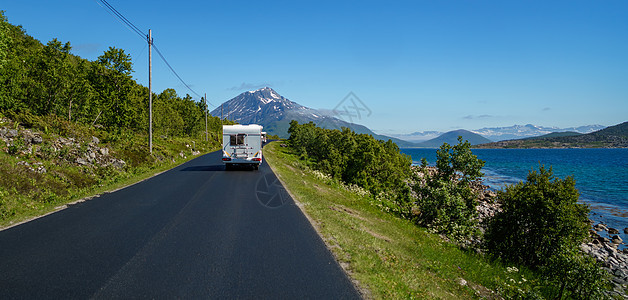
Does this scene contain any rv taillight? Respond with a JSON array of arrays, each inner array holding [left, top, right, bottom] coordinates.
[[252, 158, 261, 162], [222, 158, 231, 161]]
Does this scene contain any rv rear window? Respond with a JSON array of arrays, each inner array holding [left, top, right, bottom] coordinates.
[[230, 134, 246, 145]]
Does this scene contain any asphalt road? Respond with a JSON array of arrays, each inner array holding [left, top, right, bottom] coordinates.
[[0, 148, 360, 299]]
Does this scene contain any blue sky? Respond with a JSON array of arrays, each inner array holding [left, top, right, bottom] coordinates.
[[3, 0, 627, 133]]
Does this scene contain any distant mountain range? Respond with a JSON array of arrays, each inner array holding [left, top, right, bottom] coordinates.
[[211, 87, 615, 149], [471, 124, 606, 141], [385, 124, 606, 142], [210, 87, 415, 147], [414, 130, 492, 148], [475, 121, 628, 148]]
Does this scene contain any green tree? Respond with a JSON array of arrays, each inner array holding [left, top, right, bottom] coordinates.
[[96, 46, 133, 75], [0, 11, 10, 69], [287, 120, 411, 196], [154, 88, 184, 137], [412, 136, 485, 239], [485, 166, 589, 267], [92, 47, 136, 129], [483, 165, 610, 299], [435, 136, 484, 184]]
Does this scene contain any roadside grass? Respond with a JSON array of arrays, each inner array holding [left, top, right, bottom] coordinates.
[[0, 114, 221, 229], [265, 141, 537, 299]]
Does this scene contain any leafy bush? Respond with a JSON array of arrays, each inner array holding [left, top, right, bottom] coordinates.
[[484, 166, 608, 299], [411, 137, 484, 239], [288, 120, 412, 197], [485, 166, 589, 267], [542, 246, 609, 300]]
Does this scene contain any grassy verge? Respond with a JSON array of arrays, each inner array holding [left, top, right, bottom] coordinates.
[[265, 141, 538, 299], [0, 113, 220, 229], [0, 149, 206, 229]]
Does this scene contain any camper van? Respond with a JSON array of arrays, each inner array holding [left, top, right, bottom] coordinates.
[[222, 124, 263, 170]]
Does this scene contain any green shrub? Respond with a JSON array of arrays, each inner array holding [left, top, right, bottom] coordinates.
[[484, 166, 609, 298], [287, 120, 412, 197], [542, 246, 609, 300], [485, 166, 589, 268], [412, 137, 484, 240]]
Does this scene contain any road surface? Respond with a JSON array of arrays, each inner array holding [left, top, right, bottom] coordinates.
[[0, 149, 360, 299]]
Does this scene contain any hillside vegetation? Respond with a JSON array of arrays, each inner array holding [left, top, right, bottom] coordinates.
[[0, 11, 230, 226], [265, 141, 533, 299], [286, 121, 612, 299]]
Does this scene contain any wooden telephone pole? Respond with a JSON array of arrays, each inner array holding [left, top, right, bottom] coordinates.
[[204, 93, 208, 142], [148, 29, 153, 153]]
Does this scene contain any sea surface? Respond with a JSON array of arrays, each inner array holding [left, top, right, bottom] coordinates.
[[401, 148, 628, 247]]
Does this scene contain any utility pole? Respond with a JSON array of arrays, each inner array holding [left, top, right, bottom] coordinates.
[[148, 29, 153, 154], [204, 93, 208, 142]]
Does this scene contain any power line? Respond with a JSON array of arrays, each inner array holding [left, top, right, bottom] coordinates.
[[96, 0, 145, 40], [152, 43, 203, 99], [96, 0, 204, 102]]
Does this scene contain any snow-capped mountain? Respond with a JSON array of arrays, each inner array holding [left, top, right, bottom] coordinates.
[[384, 124, 606, 143], [385, 131, 443, 143], [470, 124, 606, 141], [210, 87, 317, 125], [210, 87, 414, 146]]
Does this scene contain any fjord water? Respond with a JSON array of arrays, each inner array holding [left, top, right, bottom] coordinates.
[[401, 148, 628, 244]]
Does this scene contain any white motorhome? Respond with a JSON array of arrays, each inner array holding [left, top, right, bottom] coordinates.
[[222, 124, 263, 170]]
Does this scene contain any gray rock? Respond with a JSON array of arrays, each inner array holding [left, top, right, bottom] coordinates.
[[608, 257, 619, 267], [581, 244, 591, 253], [609, 228, 620, 234], [89, 152, 96, 159], [612, 277, 626, 285], [31, 135, 43, 144], [92, 136, 100, 144], [99, 148, 109, 156], [609, 249, 618, 259], [624, 228, 628, 234], [589, 229, 601, 239], [6, 129, 18, 138], [594, 223, 608, 232], [605, 242, 617, 250], [612, 235, 623, 244], [76, 158, 88, 165], [457, 278, 467, 286], [111, 159, 126, 169], [624, 248, 628, 255]]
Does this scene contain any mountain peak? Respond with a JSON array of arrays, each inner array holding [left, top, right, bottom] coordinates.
[[246, 87, 282, 104], [248, 86, 274, 93]]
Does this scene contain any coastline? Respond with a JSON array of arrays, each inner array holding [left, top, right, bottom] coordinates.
[[402, 147, 628, 247], [412, 165, 628, 297]]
